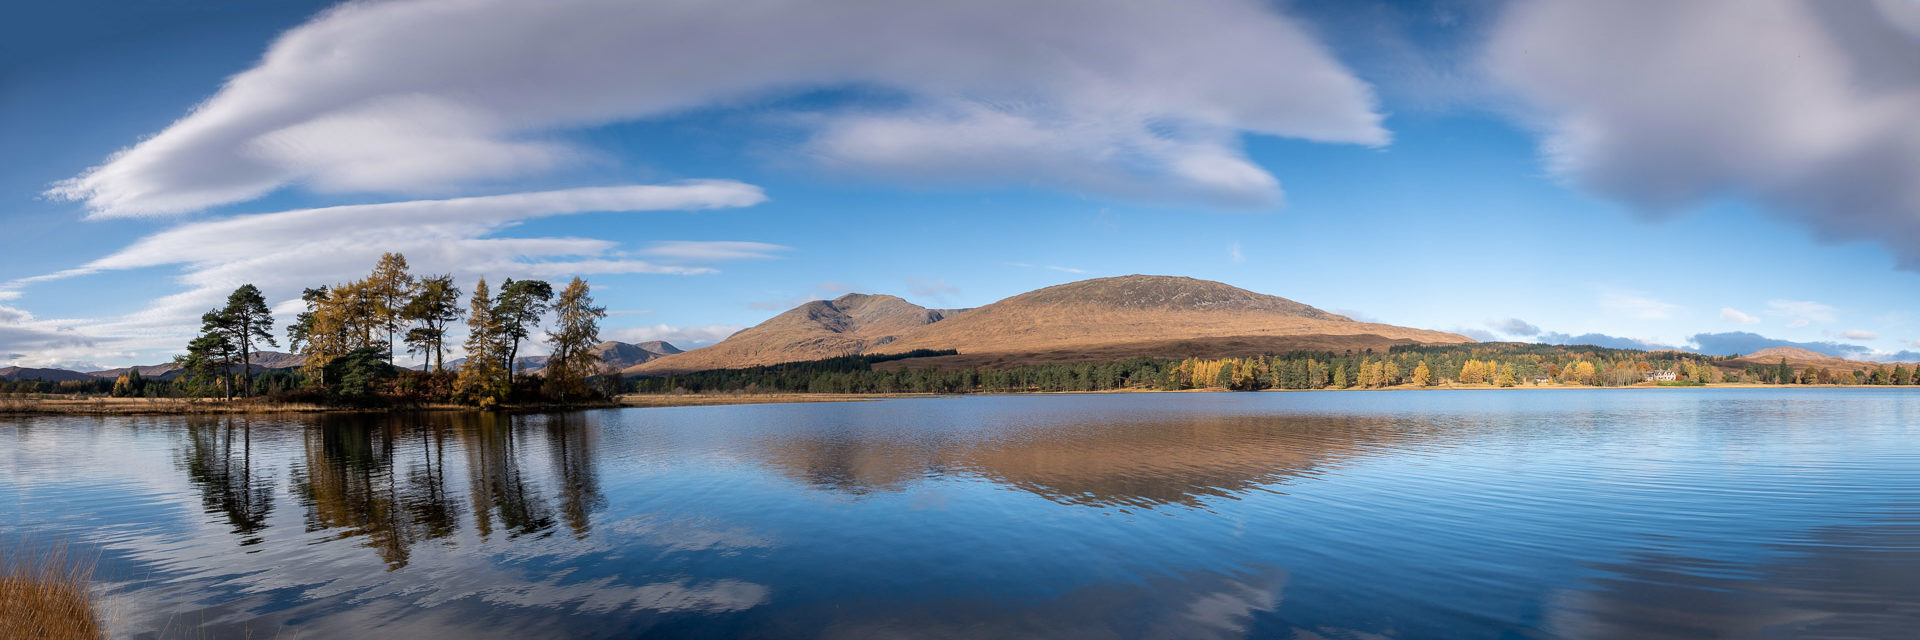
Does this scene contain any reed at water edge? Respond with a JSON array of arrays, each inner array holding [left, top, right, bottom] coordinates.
[[1, 542, 104, 640]]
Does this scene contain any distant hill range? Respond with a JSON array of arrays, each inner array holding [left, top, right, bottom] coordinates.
[[627, 275, 1476, 376], [435, 340, 682, 374], [1, 351, 307, 383]]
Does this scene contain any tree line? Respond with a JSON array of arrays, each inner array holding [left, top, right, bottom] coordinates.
[[625, 342, 1920, 395], [0, 253, 613, 406]]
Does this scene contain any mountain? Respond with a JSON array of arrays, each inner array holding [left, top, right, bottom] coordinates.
[[626, 294, 961, 374], [439, 340, 681, 373], [518, 340, 682, 375], [86, 351, 305, 380], [0, 366, 100, 382], [1722, 346, 1915, 372], [629, 275, 1472, 375]]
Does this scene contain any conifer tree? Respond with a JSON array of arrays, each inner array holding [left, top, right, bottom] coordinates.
[[494, 278, 554, 385], [402, 274, 463, 371], [204, 284, 276, 397], [457, 279, 508, 406], [543, 277, 606, 402], [368, 253, 416, 366], [1412, 361, 1432, 387]]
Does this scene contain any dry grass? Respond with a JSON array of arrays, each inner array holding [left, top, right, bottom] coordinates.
[[1, 543, 103, 640]]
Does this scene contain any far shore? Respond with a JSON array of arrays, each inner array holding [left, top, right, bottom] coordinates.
[[4, 383, 1913, 416]]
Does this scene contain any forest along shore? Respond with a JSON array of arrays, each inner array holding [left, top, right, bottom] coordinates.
[[12, 383, 1915, 416]]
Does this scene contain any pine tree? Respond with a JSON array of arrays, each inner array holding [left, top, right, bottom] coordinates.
[[402, 274, 463, 371], [494, 278, 554, 385], [368, 253, 416, 366], [206, 284, 276, 397], [457, 279, 508, 406], [543, 277, 607, 402]]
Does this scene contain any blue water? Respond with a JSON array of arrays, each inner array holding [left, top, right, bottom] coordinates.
[[3, 389, 1917, 638]]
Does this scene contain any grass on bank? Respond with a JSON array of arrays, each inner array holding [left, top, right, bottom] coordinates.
[[1, 543, 103, 640]]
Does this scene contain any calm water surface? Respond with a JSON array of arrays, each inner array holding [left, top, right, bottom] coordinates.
[[3, 389, 1917, 638]]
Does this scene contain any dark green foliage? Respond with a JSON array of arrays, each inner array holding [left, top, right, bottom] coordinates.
[[492, 278, 553, 384], [322, 347, 396, 402]]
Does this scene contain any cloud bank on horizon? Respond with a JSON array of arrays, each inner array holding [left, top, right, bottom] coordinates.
[[48, 0, 1386, 217]]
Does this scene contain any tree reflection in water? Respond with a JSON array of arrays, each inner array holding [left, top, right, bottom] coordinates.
[[179, 417, 275, 545], [270, 412, 603, 569]]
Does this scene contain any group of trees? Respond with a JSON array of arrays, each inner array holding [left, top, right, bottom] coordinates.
[[163, 252, 609, 406], [626, 342, 1920, 395]]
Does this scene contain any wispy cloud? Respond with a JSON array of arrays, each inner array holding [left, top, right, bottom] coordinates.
[[1, 183, 766, 366], [1841, 329, 1879, 341], [1766, 299, 1837, 328], [604, 324, 742, 348], [636, 241, 789, 262], [51, 0, 1385, 217], [1228, 241, 1245, 264], [1720, 307, 1761, 325], [1598, 288, 1681, 320]]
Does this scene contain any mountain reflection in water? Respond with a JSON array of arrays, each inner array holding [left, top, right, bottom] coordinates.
[[1, 390, 1916, 638]]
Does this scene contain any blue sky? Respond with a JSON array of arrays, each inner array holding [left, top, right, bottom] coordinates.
[[5, 0, 1920, 369]]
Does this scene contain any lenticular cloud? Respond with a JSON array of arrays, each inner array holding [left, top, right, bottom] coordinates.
[[51, 0, 1388, 217]]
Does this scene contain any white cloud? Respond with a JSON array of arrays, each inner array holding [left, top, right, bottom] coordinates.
[[1766, 299, 1838, 328], [1486, 0, 1920, 269], [1842, 329, 1879, 340], [1047, 265, 1087, 274], [52, 0, 1386, 217], [1489, 318, 1541, 336], [3, 183, 765, 366], [1228, 242, 1245, 264], [0, 303, 108, 369], [604, 324, 743, 348], [1720, 307, 1761, 325], [1599, 289, 1681, 320], [636, 241, 789, 262]]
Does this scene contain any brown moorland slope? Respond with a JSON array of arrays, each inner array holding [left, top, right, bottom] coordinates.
[[627, 293, 960, 374], [870, 275, 1471, 368], [631, 275, 1472, 375], [1721, 346, 1916, 372]]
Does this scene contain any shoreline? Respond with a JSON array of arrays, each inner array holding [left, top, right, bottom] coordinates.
[[5, 384, 1913, 416], [0, 396, 624, 417]]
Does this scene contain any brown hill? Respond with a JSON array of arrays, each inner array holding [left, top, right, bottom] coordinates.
[[630, 275, 1472, 375], [519, 340, 681, 375], [626, 294, 960, 374], [1721, 346, 1915, 372], [872, 275, 1469, 370]]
